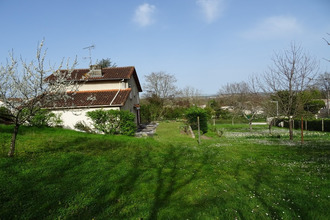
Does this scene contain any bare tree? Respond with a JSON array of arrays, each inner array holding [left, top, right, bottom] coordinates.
[[322, 33, 330, 62], [323, 33, 330, 46], [0, 40, 78, 157], [178, 86, 202, 106], [144, 71, 177, 99], [218, 80, 263, 130], [259, 43, 318, 140]]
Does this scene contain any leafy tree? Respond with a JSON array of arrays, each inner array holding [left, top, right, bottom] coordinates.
[[0, 40, 78, 157], [96, 58, 117, 68], [304, 100, 325, 115]]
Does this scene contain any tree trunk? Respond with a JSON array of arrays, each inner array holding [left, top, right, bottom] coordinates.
[[327, 90, 329, 117], [301, 116, 304, 144], [269, 119, 273, 135], [289, 118, 293, 140], [8, 124, 20, 157]]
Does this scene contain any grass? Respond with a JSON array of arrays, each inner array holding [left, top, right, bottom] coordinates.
[[0, 122, 329, 219]]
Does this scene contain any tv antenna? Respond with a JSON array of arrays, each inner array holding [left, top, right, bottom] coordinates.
[[83, 44, 95, 66]]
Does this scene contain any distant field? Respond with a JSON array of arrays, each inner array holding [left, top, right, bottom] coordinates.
[[0, 122, 329, 219]]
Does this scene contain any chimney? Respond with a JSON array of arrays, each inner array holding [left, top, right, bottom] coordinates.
[[88, 64, 102, 77]]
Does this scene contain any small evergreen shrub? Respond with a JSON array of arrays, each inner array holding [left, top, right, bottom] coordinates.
[[185, 107, 208, 134]]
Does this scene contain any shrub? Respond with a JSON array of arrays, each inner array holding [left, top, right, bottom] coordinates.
[[48, 113, 63, 127], [185, 107, 208, 133], [0, 106, 13, 124], [118, 110, 137, 136], [163, 107, 186, 120], [86, 109, 136, 136], [74, 121, 93, 133], [27, 109, 62, 127]]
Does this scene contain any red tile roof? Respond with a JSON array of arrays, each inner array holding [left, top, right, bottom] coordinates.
[[50, 89, 132, 108], [46, 66, 142, 92]]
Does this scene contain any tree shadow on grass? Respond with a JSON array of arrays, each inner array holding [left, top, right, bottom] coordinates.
[[1, 140, 250, 219], [0, 153, 89, 219], [239, 162, 309, 219], [147, 145, 212, 220]]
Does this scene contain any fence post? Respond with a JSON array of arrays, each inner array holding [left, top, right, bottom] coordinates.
[[322, 119, 324, 132], [197, 116, 201, 145], [293, 119, 294, 129], [301, 117, 304, 144]]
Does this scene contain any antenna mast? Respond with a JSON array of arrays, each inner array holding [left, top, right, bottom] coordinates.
[[83, 44, 95, 66]]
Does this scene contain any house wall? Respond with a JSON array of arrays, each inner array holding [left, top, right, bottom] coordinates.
[[75, 79, 136, 92], [121, 77, 140, 123], [52, 107, 120, 130], [75, 81, 121, 91]]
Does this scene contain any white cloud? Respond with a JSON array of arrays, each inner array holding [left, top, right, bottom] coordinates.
[[133, 3, 156, 27], [244, 15, 303, 39], [196, 0, 225, 23]]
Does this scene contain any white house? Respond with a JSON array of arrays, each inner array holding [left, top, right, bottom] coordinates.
[[45, 65, 142, 129]]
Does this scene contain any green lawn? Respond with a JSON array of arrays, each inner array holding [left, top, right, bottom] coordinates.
[[0, 122, 329, 219]]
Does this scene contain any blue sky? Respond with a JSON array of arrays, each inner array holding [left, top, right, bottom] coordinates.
[[0, 0, 329, 95]]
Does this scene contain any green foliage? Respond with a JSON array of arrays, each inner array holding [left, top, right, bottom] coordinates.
[[304, 100, 325, 114], [0, 106, 13, 124], [27, 109, 62, 127], [74, 121, 93, 133], [272, 90, 297, 116], [272, 89, 324, 117], [163, 106, 186, 120], [185, 107, 208, 133], [118, 110, 137, 136], [86, 109, 136, 136], [216, 109, 233, 120], [140, 94, 164, 123], [208, 99, 219, 110], [48, 113, 63, 127], [96, 58, 117, 68]]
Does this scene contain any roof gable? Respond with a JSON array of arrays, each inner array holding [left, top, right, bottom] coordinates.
[[46, 66, 142, 92]]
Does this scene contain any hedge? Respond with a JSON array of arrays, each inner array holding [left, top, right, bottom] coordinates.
[[282, 119, 330, 132], [185, 107, 208, 134]]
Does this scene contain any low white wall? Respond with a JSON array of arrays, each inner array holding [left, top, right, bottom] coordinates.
[[52, 107, 120, 130]]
